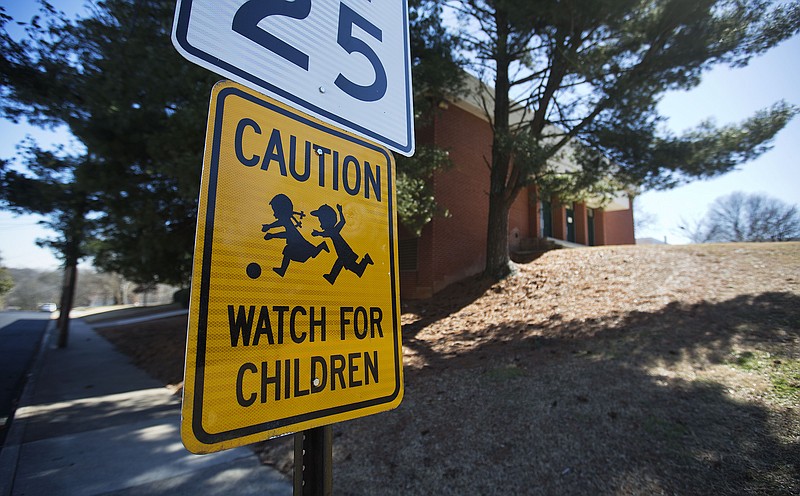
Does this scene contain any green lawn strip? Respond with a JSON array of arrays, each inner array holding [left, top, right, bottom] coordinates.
[[729, 350, 800, 403]]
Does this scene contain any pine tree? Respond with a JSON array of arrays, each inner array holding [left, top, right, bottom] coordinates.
[[451, 0, 800, 276], [1, 0, 465, 283]]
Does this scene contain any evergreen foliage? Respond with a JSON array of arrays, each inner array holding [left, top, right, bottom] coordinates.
[[3, 0, 218, 286], [450, 0, 800, 276], [397, 0, 465, 236], [0, 151, 97, 268], [1, 0, 464, 283], [0, 255, 12, 302], [3, 0, 798, 285]]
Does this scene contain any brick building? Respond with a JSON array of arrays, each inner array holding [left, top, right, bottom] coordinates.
[[399, 82, 635, 299]]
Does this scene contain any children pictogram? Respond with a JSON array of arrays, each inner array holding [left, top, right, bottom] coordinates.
[[261, 194, 329, 277], [310, 204, 374, 284], [253, 195, 373, 283]]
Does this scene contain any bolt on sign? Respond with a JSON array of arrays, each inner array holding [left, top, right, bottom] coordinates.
[[182, 81, 403, 454]]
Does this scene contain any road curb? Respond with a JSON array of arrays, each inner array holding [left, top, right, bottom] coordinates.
[[90, 309, 189, 328], [0, 318, 55, 496]]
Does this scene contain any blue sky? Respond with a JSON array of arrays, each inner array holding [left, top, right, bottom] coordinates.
[[1, 1, 799, 269], [639, 35, 800, 243]]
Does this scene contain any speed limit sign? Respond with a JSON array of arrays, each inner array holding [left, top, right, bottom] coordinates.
[[172, 0, 415, 156]]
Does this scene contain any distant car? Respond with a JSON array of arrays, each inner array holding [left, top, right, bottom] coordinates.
[[39, 303, 58, 312]]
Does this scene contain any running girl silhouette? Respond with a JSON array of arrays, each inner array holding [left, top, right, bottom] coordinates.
[[310, 204, 373, 284], [262, 194, 328, 277]]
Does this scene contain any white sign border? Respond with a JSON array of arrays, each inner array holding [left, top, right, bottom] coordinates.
[[172, 0, 415, 156]]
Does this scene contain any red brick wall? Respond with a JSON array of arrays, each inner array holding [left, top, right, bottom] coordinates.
[[399, 104, 636, 299], [399, 223, 435, 299], [398, 120, 436, 299], [427, 105, 493, 293], [530, 187, 542, 238], [594, 209, 607, 246], [551, 198, 567, 240], [574, 203, 588, 245], [601, 199, 635, 245], [508, 188, 532, 250]]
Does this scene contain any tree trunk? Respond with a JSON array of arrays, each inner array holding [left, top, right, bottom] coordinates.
[[484, 192, 511, 278], [483, 8, 513, 279], [56, 261, 78, 348]]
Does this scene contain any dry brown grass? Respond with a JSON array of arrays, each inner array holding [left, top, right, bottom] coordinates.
[[98, 242, 800, 495]]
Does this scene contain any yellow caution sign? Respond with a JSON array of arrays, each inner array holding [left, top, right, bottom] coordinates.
[[182, 81, 403, 454]]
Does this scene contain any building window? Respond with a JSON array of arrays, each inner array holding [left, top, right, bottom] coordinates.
[[398, 238, 418, 271], [541, 200, 552, 238], [566, 203, 575, 242]]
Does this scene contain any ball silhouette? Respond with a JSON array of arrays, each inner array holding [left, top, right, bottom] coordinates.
[[246, 262, 262, 279]]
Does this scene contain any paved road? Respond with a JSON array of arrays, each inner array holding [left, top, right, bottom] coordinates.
[[0, 311, 51, 329], [0, 312, 52, 446]]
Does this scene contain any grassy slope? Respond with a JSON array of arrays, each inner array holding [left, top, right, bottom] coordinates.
[[97, 243, 800, 495]]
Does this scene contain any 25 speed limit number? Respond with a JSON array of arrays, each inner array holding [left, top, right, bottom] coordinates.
[[172, 0, 415, 155]]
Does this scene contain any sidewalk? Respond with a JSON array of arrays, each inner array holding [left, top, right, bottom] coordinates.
[[0, 317, 292, 495]]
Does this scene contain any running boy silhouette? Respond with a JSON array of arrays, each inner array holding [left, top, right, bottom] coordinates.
[[262, 194, 328, 276], [310, 204, 373, 284]]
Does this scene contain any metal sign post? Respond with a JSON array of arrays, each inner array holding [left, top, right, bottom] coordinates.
[[294, 426, 333, 496]]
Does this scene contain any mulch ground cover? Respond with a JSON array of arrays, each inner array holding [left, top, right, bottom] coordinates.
[[98, 242, 800, 495]]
